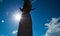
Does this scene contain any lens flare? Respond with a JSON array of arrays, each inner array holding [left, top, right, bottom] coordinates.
[[13, 12, 22, 22]]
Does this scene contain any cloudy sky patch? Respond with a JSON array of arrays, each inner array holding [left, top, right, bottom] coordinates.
[[45, 17, 60, 36], [12, 30, 18, 34]]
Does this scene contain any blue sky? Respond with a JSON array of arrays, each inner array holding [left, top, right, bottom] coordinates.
[[0, 0, 60, 36]]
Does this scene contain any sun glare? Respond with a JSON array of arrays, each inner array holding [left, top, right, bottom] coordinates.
[[12, 9, 22, 23], [13, 12, 22, 22], [15, 13, 21, 21]]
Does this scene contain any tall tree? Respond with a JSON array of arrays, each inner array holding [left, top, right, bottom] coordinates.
[[17, 0, 32, 36]]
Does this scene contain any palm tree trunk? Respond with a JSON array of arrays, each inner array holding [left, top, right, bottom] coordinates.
[[17, 13, 32, 36], [17, 0, 32, 36]]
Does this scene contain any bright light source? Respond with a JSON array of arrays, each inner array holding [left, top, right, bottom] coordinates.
[[15, 13, 21, 21], [13, 12, 22, 22], [12, 9, 22, 23]]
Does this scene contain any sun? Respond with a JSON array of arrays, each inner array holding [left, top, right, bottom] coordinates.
[[13, 12, 22, 22], [12, 9, 22, 23], [15, 13, 21, 21]]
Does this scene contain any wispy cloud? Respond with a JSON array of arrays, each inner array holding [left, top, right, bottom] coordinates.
[[32, 0, 37, 3], [0, 34, 4, 36], [12, 30, 18, 34], [0, 0, 3, 3], [44, 17, 60, 36]]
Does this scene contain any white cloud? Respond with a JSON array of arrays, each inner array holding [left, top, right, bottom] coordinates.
[[12, 30, 18, 34], [44, 17, 60, 36]]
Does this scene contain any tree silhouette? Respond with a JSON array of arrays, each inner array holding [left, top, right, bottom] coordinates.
[[17, 0, 32, 36]]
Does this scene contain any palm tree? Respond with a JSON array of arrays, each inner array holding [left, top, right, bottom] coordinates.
[[17, 0, 32, 36]]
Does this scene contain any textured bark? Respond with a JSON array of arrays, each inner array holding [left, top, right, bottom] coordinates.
[[17, 0, 32, 36], [17, 13, 32, 36]]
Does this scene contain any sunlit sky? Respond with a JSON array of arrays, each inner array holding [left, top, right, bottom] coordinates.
[[0, 0, 60, 36]]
